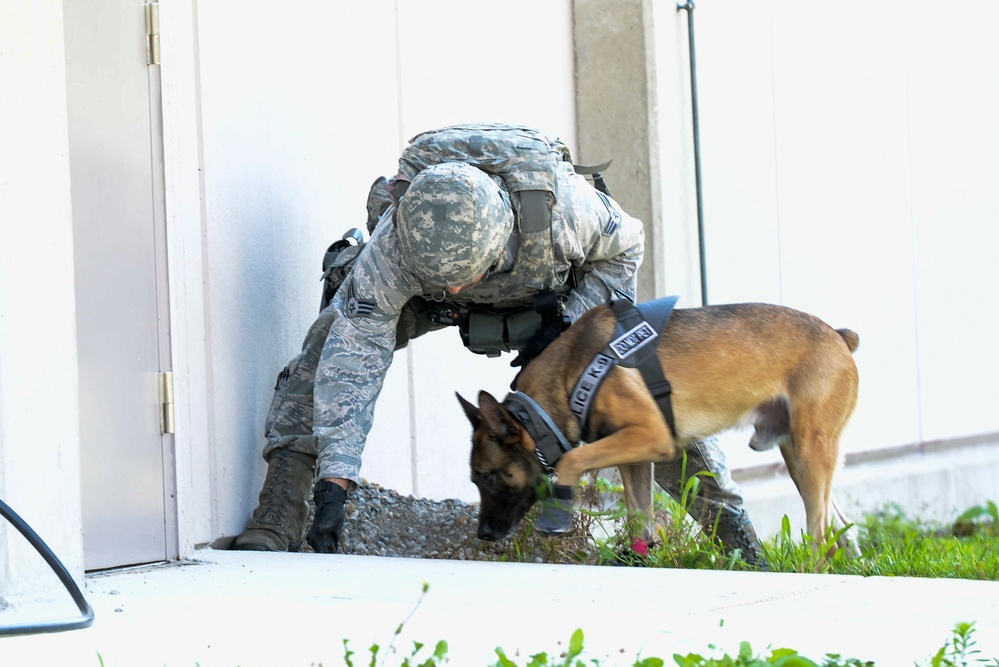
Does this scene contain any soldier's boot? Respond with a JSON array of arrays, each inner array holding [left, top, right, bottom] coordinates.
[[232, 449, 316, 552], [708, 507, 769, 571]]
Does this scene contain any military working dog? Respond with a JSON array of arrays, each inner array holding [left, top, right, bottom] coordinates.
[[458, 301, 860, 556]]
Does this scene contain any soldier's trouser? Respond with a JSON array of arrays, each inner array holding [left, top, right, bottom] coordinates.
[[261, 298, 440, 471], [652, 437, 765, 566], [652, 437, 743, 521]]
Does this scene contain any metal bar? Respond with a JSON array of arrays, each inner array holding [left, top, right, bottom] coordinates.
[[677, 1, 708, 306]]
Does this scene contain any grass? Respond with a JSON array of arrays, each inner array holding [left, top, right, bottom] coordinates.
[[481, 470, 999, 581], [763, 501, 999, 579]]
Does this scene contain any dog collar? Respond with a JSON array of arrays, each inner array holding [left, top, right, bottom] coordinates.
[[502, 391, 576, 474]]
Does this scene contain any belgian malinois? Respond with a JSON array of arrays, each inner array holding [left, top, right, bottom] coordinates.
[[458, 301, 860, 556]]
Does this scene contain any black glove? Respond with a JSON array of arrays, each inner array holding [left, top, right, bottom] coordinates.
[[307, 480, 348, 554]]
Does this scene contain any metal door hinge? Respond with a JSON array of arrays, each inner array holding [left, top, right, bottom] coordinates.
[[159, 371, 175, 434], [145, 2, 161, 66]]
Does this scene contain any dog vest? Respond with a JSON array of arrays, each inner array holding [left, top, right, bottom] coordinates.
[[502, 295, 679, 474]]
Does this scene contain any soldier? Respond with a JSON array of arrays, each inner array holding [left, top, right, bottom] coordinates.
[[232, 125, 765, 568]]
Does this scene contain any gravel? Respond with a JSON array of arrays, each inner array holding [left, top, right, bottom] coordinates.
[[338, 483, 497, 560], [299, 481, 602, 564]]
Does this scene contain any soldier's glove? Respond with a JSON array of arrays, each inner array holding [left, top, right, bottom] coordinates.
[[307, 480, 348, 554]]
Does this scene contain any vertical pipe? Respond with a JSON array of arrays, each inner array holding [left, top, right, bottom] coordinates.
[[677, 1, 708, 305]]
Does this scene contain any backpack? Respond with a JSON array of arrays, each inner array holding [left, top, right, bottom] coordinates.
[[319, 124, 611, 312], [393, 123, 572, 234]]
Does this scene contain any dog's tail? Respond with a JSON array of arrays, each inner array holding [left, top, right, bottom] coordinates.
[[836, 329, 860, 353]]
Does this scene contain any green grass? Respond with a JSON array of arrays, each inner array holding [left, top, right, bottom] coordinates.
[[763, 501, 999, 579], [485, 470, 999, 581]]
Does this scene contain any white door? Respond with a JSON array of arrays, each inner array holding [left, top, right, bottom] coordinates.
[[64, 0, 177, 570]]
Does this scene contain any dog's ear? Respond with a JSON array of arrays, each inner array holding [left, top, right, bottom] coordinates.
[[476, 391, 514, 439], [456, 392, 480, 428]]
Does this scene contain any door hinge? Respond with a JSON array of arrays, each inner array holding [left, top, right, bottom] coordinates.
[[145, 2, 161, 66], [159, 371, 175, 434]]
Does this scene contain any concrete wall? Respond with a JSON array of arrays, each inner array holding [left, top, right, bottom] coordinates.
[[0, 4, 85, 598], [688, 1, 999, 473], [676, 1, 999, 533]]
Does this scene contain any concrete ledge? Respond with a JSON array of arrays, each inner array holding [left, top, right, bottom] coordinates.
[[3, 550, 999, 666]]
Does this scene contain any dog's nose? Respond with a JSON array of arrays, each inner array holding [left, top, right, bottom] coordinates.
[[477, 521, 503, 542]]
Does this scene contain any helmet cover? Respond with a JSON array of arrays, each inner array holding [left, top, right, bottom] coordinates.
[[395, 162, 513, 287]]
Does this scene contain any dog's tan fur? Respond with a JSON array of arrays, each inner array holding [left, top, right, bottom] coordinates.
[[460, 302, 860, 554]]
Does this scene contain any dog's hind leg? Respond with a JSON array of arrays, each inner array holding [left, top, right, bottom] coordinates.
[[779, 436, 836, 557], [780, 397, 853, 557], [781, 343, 859, 559], [618, 462, 655, 546]]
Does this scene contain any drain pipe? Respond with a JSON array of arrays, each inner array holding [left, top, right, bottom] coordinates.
[[677, 0, 708, 306]]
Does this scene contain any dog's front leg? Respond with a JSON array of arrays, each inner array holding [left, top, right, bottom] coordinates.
[[618, 462, 655, 545], [555, 424, 676, 487]]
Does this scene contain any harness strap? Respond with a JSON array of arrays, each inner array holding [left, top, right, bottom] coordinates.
[[503, 391, 575, 474], [610, 297, 679, 437]]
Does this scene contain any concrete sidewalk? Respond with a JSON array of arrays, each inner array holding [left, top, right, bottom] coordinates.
[[2, 549, 998, 667]]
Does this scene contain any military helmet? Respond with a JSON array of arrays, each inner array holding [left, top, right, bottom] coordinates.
[[395, 162, 513, 287]]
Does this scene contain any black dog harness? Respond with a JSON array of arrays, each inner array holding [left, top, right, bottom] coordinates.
[[502, 295, 680, 474]]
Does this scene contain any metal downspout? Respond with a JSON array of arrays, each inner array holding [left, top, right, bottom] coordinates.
[[677, 1, 708, 305]]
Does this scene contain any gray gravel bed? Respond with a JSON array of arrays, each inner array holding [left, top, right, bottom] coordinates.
[[299, 482, 602, 564]]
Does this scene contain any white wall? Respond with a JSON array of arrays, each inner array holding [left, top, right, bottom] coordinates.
[[686, 1, 999, 475], [0, 4, 84, 597]]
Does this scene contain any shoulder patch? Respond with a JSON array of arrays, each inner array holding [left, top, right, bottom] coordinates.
[[596, 191, 621, 236], [344, 280, 375, 318]]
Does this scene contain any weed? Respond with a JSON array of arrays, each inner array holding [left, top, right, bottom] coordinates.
[[953, 501, 999, 539], [343, 581, 448, 667]]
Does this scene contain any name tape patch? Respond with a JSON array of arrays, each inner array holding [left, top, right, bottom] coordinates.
[[609, 321, 657, 359]]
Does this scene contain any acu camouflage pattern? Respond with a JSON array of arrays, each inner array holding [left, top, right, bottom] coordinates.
[[397, 123, 571, 195], [396, 162, 513, 287]]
